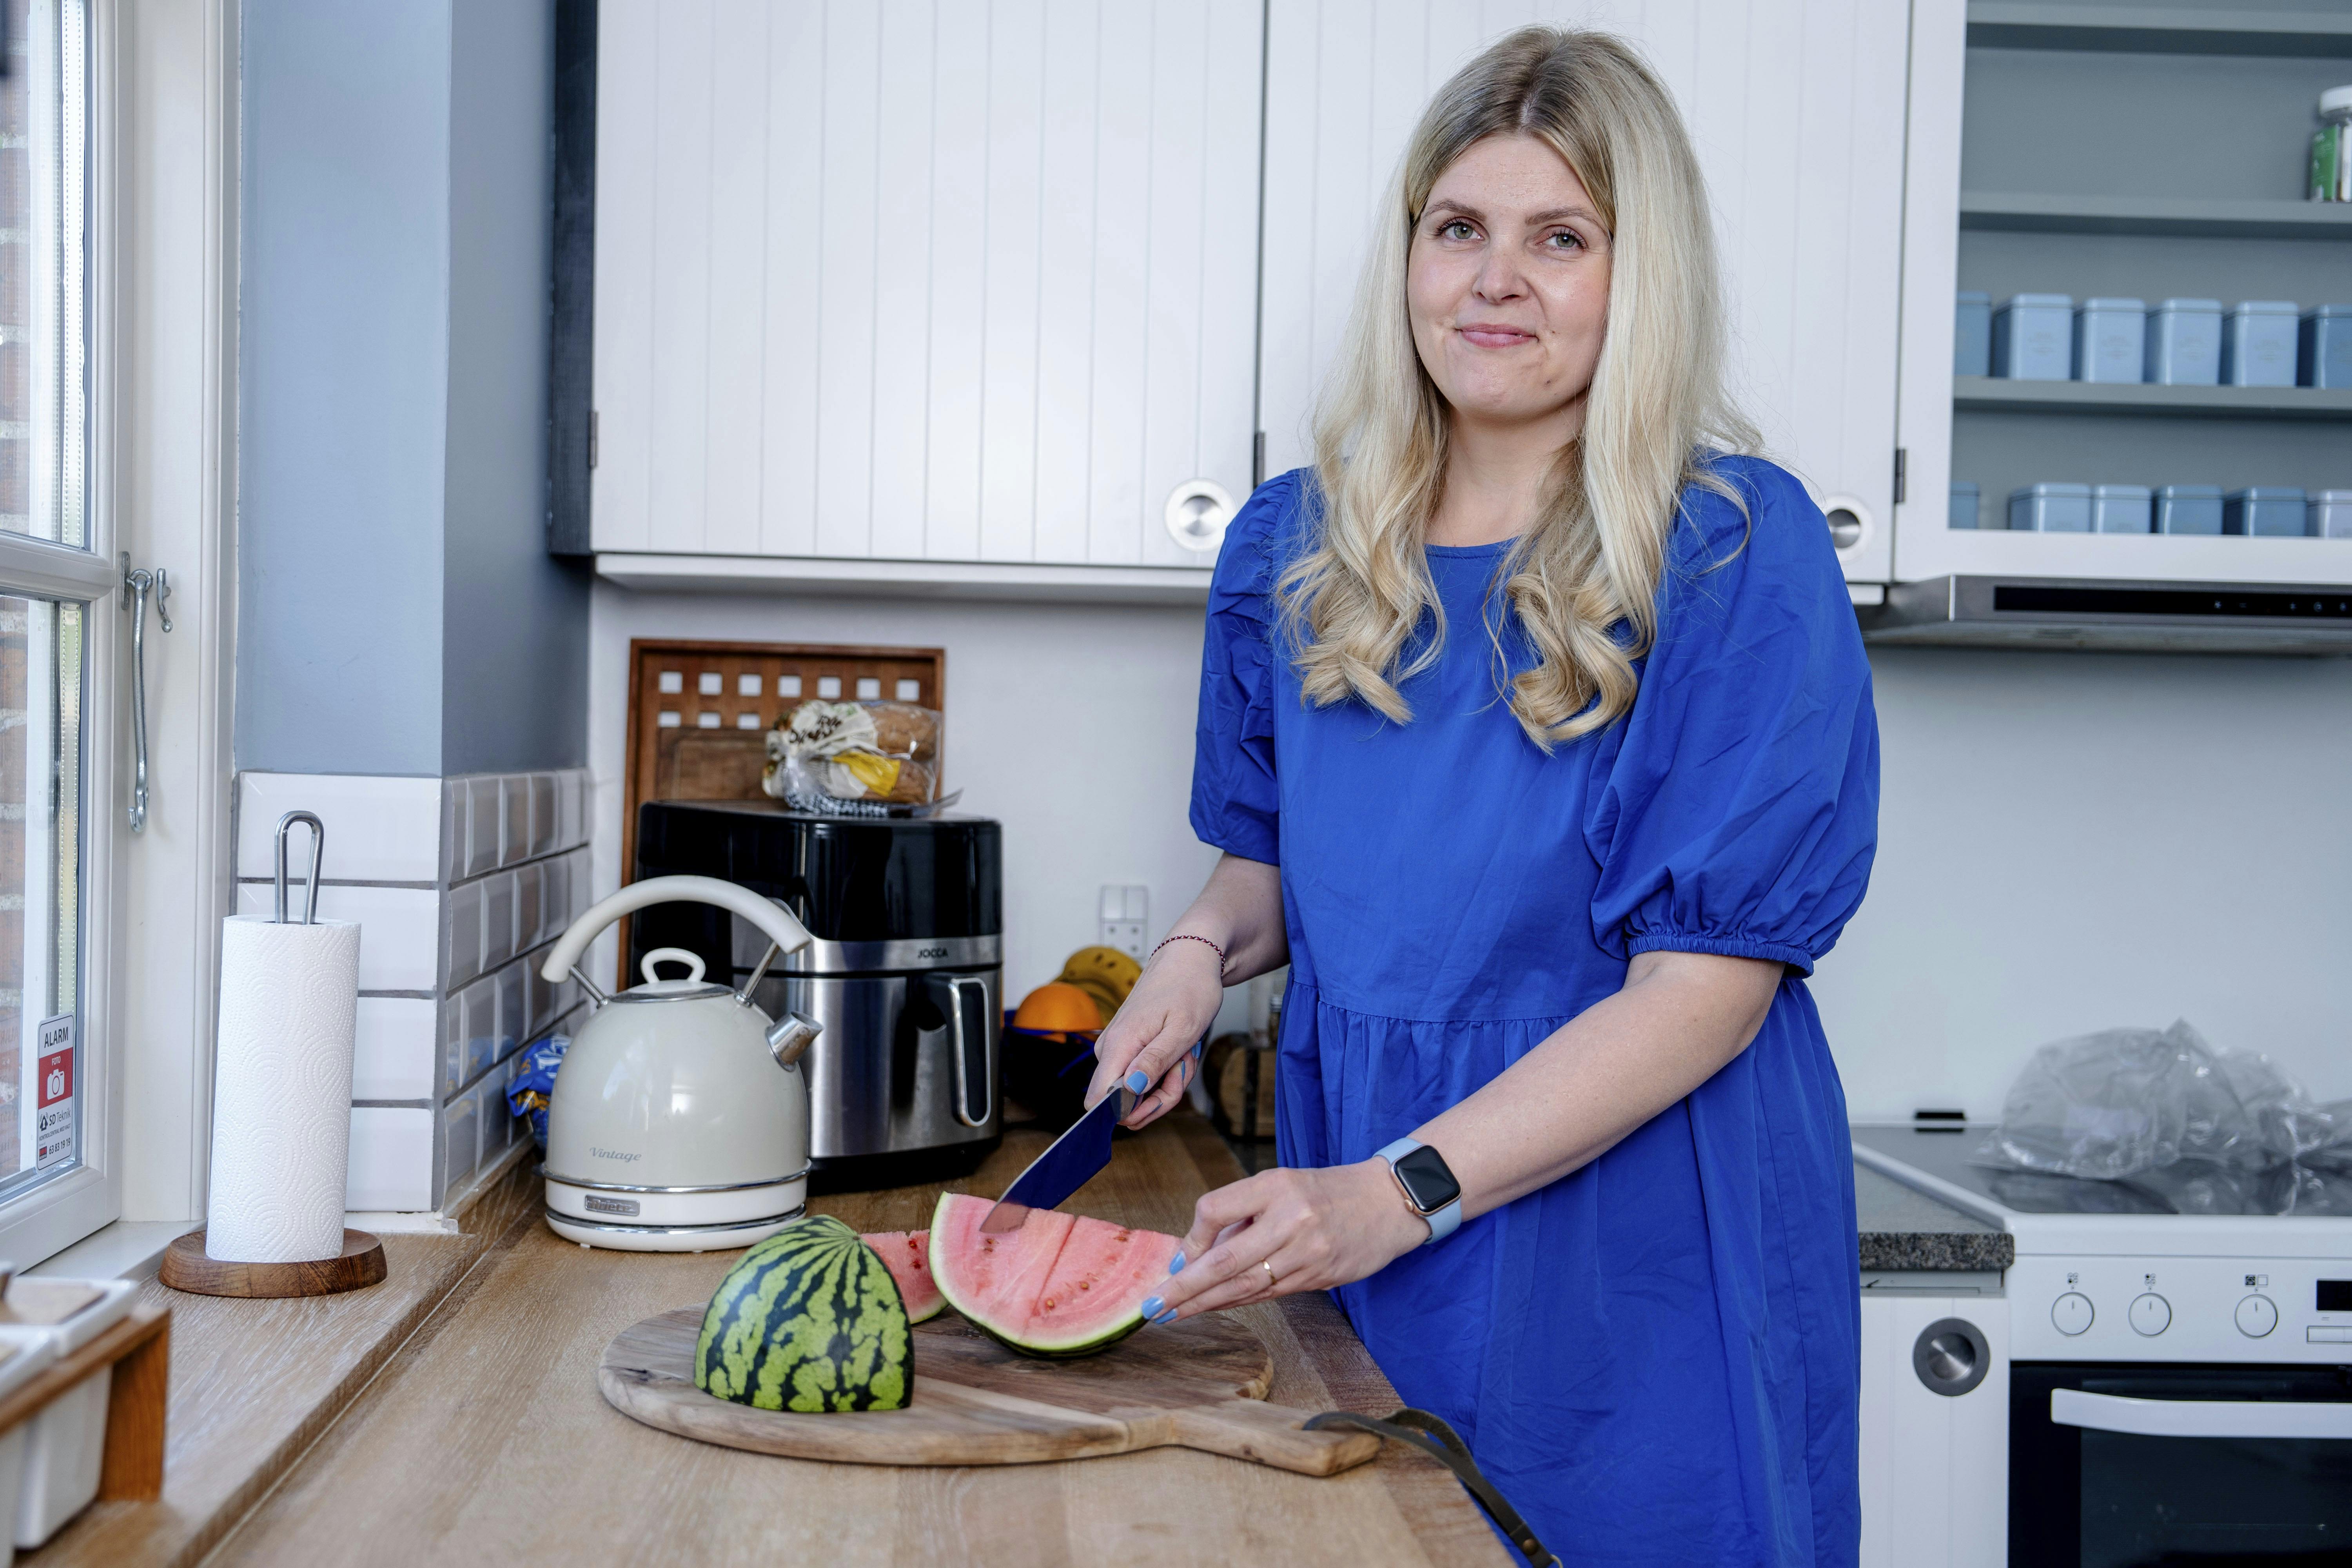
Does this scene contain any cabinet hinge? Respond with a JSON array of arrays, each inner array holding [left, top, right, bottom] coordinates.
[[1892, 447, 1907, 505], [589, 410, 599, 471], [1252, 431, 1266, 490]]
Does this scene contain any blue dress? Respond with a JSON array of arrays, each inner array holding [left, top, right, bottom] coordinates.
[[1190, 458, 1878, 1566]]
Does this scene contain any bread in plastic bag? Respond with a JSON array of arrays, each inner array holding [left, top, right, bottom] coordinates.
[[762, 698, 953, 815]]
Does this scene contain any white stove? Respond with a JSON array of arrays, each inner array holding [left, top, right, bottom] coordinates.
[[1854, 1123, 2352, 1365], [1856, 1123, 2352, 1568]]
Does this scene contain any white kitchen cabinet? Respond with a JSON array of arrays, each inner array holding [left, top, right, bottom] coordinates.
[[1257, 0, 1910, 583], [592, 0, 1262, 570], [1890, 0, 2352, 586], [1857, 1292, 2009, 1568]]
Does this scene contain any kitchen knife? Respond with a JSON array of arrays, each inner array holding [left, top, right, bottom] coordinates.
[[980, 1086, 1133, 1233]]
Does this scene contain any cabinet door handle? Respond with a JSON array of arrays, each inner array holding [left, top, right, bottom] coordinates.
[[1165, 479, 1236, 552], [2051, 1388, 2352, 1440], [119, 555, 172, 834]]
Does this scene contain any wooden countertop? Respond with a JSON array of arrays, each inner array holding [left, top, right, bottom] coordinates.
[[193, 1114, 1512, 1567]]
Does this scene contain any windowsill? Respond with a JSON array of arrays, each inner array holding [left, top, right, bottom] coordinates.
[[21, 1160, 540, 1566], [25, 1221, 200, 1284]]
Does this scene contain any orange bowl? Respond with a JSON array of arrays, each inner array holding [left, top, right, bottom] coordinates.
[[1012, 981, 1104, 1035]]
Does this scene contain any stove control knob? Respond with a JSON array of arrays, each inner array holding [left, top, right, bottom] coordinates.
[[2129, 1292, 2172, 1336], [2051, 1292, 2094, 1336], [2235, 1294, 2278, 1338]]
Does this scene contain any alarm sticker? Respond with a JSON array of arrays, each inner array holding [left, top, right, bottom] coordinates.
[[35, 1014, 74, 1171]]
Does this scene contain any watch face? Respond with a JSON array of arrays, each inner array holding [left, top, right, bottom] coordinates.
[[1395, 1144, 1461, 1214]]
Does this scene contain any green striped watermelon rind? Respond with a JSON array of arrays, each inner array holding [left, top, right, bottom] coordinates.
[[927, 1194, 1157, 1360], [693, 1214, 913, 1412]]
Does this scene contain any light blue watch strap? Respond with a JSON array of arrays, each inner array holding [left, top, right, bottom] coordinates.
[[1375, 1136, 1462, 1245]]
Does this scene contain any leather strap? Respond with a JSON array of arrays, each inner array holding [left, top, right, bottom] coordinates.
[[1303, 1408, 1559, 1568]]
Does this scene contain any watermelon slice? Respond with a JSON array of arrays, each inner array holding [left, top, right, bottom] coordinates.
[[929, 1192, 1181, 1358], [858, 1229, 944, 1324]]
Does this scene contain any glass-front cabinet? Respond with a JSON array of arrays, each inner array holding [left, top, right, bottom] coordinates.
[[1892, 0, 2352, 587]]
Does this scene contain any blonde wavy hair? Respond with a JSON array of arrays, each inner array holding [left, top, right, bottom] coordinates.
[[1277, 27, 1758, 747]]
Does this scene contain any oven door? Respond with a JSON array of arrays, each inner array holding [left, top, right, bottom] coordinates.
[[2011, 1362, 2352, 1567]]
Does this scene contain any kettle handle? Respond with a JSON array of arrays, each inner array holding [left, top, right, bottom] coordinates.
[[539, 874, 814, 987]]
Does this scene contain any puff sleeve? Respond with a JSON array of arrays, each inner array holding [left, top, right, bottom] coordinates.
[[1583, 459, 1880, 977], [1187, 471, 1300, 866]]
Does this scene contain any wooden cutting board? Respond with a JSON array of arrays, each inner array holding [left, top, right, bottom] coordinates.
[[599, 1307, 1383, 1476]]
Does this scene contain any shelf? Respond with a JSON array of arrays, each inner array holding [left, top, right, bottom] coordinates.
[[1953, 377, 2352, 421], [1967, 4, 2352, 58], [1960, 192, 2352, 240], [1861, 575, 2352, 652], [595, 552, 1216, 606]]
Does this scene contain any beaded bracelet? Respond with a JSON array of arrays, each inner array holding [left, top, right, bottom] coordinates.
[[1150, 933, 1227, 976]]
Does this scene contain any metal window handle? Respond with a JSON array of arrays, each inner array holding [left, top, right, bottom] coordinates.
[[120, 554, 172, 834], [940, 973, 993, 1129], [2051, 1388, 2352, 1440]]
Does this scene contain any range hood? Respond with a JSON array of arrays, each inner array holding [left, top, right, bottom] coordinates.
[[1857, 576, 2352, 653]]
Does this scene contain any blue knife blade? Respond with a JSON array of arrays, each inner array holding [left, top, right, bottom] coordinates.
[[980, 1087, 1132, 1233]]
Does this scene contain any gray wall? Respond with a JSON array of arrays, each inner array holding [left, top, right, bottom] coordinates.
[[442, 0, 589, 775], [238, 0, 586, 778], [1813, 648, 2352, 1120]]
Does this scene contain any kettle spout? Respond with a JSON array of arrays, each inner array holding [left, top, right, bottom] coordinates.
[[766, 1011, 822, 1069]]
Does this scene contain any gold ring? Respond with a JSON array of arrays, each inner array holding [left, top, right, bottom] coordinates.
[[1261, 1259, 1278, 1287]]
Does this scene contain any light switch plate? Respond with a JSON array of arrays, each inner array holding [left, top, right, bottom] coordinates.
[[1098, 884, 1148, 960]]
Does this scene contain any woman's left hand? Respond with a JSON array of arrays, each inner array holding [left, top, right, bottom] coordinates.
[[1142, 1159, 1431, 1323]]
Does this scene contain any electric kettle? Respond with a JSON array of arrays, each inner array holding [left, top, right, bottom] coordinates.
[[537, 875, 824, 1251]]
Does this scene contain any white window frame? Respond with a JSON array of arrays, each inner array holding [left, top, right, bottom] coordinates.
[[0, 0, 239, 1267]]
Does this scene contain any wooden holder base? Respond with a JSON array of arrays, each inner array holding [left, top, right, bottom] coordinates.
[[158, 1229, 387, 1299]]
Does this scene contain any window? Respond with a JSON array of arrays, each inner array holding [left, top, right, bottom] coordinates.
[[0, 0, 109, 1259]]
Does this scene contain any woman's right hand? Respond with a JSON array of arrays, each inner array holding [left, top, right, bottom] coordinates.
[[1084, 939, 1226, 1129]]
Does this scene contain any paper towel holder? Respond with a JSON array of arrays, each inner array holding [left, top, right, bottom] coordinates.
[[161, 808, 390, 1299], [274, 809, 324, 924]]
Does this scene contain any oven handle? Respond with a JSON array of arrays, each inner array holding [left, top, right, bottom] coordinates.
[[2052, 1388, 2352, 1440]]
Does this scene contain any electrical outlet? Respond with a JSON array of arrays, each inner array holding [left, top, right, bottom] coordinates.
[[1099, 884, 1148, 960]]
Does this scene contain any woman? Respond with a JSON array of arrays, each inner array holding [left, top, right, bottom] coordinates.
[[1086, 26, 1878, 1566]]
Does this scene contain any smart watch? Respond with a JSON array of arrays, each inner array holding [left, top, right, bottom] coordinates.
[[1375, 1137, 1463, 1245]]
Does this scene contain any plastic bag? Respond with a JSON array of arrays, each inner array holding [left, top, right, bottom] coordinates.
[[506, 1034, 570, 1149], [761, 698, 956, 816], [1975, 1018, 2341, 1181]]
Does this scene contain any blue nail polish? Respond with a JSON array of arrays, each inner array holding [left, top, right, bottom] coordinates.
[[1139, 1295, 1164, 1319], [1167, 1250, 1185, 1274], [1151, 1308, 1178, 1325], [1125, 1069, 1150, 1093]]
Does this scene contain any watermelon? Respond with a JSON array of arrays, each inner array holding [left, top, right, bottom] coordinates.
[[694, 1215, 911, 1412], [859, 1229, 944, 1323], [929, 1192, 1181, 1358]]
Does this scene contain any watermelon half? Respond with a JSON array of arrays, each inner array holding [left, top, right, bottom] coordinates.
[[858, 1229, 943, 1323], [695, 1215, 911, 1412], [928, 1192, 1181, 1359]]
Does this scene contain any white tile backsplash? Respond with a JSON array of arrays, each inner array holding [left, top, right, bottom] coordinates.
[[347, 1107, 435, 1210], [529, 773, 557, 858], [444, 878, 483, 991], [461, 975, 497, 1084], [515, 861, 543, 951], [236, 767, 595, 1217], [500, 777, 529, 867], [483, 871, 516, 971], [441, 994, 464, 1098], [443, 1092, 481, 1191], [465, 777, 501, 878], [231, 883, 441, 992], [236, 773, 443, 883], [354, 996, 437, 1101], [496, 962, 524, 1063]]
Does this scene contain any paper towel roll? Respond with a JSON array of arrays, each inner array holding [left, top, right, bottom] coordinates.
[[206, 915, 363, 1263]]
